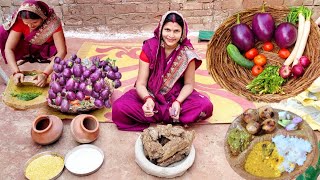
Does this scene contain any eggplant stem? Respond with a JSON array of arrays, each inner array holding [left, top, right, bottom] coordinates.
[[236, 13, 240, 24], [261, 1, 266, 12]]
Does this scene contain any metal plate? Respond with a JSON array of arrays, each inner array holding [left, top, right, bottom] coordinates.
[[64, 144, 104, 176]]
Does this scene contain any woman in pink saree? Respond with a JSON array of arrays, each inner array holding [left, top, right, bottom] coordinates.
[[112, 11, 213, 131], [0, 0, 67, 87]]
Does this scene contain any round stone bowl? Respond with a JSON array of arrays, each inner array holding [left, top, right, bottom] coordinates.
[[135, 135, 196, 178]]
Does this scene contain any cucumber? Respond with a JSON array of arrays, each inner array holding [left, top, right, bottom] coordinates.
[[226, 44, 254, 69]]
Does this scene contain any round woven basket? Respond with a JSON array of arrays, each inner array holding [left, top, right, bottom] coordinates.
[[207, 6, 320, 102]]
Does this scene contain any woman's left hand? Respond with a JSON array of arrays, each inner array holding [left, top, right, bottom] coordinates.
[[33, 73, 47, 87], [170, 101, 181, 122]]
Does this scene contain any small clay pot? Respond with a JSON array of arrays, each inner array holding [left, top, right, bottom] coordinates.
[[31, 115, 63, 145], [70, 114, 99, 143]]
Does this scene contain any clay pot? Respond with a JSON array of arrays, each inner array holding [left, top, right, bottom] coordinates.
[[31, 115, 63, 145], [70, 114, 99, 143]]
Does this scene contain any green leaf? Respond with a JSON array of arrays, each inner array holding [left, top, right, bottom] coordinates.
[[296, 141, 320, 180]]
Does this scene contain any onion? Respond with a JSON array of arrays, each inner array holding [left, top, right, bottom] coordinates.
[[279, 65, 292, 79], [291, 64, 305, 78], [76, 91, 85, 101], [298, 56, 311, 68], [66, 91, 76, 101], [48, 89, 57, 99], [113, 79, 122, 89]]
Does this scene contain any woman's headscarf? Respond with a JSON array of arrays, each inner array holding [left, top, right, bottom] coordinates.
[[142, 11, 201, 103], [3, 0, 61, 45]]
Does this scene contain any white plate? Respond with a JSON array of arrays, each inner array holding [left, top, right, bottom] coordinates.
[[65, 144, 104, 176], [135, 135, 195, 178]]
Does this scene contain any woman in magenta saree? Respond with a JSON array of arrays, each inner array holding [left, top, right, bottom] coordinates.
[[0, 0, 66, 87], [112, 11, 213, 131]]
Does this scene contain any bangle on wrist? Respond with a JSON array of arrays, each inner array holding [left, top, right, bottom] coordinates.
[[174, 99, 182, 106], [13, 71, 21, 76], [143, 95, 154, 103], [42, 72, 49, 78]]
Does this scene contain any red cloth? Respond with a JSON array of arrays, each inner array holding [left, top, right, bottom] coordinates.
[[11, 18, 62, 43], [139, 50, 149, 63]]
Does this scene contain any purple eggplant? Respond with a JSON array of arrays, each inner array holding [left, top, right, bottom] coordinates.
[[114, 72, 122, 80], [66, 59, 74, 68], [53, 64, 60, 73], [48, 89, 57, 99], [63, 68, 72, 78], [114, 79, 122, 89], [71, 53, 77, 60], [252, 4, 275, 42], [55, 95, 62, 106], [90, 72, 100, 82], [106, 70, 116, 80], [73, 64, 83, 77], [75, 58, 81, 64], [66, 91, 76, 101], [54, 57, 61, 64], [84, 85, 93, 96], [104, 99, 112, 108], [231, 14, 255, 52], [60, 99, 70, 112], [76, 91, 85, 101], [89, 65, 97, 73], [274, 22, 297, 48], [103, 65, 112, 72], [93, 80, 103, 92], [66, 78, 75, 91], [51, 81, 62, 93], [100, 89, 110, 100], [60, 88, 67, 97], [83, 70, 91, 79], [91, 91, 100, 99], [58, 76, 66, 86], [112, 66, 119, 72], [94, 99, 104, 108]]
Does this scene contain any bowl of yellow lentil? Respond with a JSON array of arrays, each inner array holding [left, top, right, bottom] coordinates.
[[225, 108, 318, 180], [24, 151, 64, 180]]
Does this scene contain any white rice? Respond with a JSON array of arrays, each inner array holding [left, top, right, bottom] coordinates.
[[272, 135, 312, 173]]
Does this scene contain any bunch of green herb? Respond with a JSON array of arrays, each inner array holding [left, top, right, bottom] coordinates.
[[246, 65, 285, 94], [11, 92, 41, 101]]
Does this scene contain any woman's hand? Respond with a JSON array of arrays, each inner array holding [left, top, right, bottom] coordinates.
[[142, 98, 155, 117], [33, 73, 48, 87], [13, 72, 24, 85], [170, 100, 181, 122]]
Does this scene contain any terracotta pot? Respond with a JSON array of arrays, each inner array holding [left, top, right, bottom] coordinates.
[[31, 115, 63, 145], [70, 114, 99, 143]]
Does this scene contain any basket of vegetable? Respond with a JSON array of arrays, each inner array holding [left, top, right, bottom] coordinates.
[[207, 5, 320, 102], [47, 55, 122, 114]]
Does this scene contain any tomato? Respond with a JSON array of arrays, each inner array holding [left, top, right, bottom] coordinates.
[[245, 48, 259, 60], [278, 48, 290, 59], [253, 54, 267, 66], [262, 42, 274, 51], [252, 65, 264, 76]]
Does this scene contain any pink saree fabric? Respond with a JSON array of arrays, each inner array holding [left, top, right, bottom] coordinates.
[[112, 11, 213, 131], [0, 0, 61, 64]]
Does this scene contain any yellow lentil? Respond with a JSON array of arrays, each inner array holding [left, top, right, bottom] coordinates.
[[25, 154, 64, 180], [244, 141, 284, 178]]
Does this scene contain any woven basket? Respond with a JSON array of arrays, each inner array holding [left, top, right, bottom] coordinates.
[[207, 6, 320, 102], [224, 109, 318, 180]]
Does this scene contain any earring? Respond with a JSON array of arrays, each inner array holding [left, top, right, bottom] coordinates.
[[179, 38, 182, 43], [160, 40, 165, 47]]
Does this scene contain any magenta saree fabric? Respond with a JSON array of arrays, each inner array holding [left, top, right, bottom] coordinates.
[[112, 11, 213, 131], [0, 0, 61, 64]]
